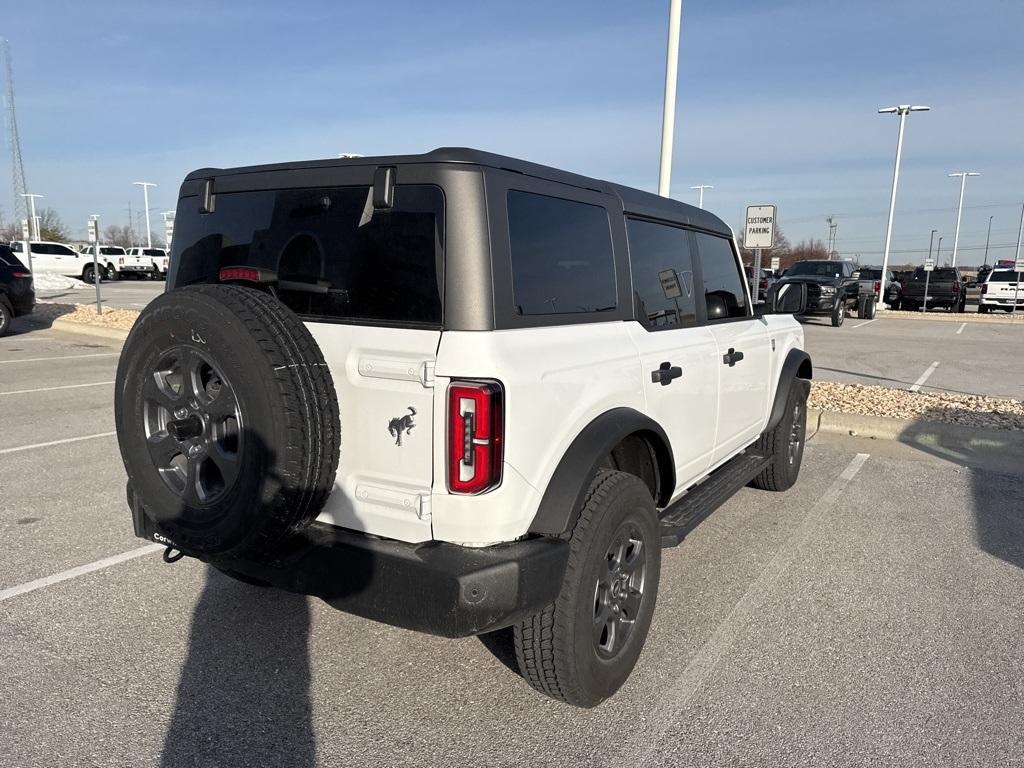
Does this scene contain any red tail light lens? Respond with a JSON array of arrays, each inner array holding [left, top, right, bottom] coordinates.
[[12, 271, 31, 278], [448, 380, 503, 494], [873, 280, 881, 295]]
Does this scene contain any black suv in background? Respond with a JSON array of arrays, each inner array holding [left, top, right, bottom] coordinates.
[[0, 245, 34, 336]]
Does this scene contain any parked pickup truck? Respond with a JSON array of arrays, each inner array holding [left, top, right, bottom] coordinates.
[[900, 267, 965, 312], [114, 147, 813, 708], [978, 268, 1023, 313], [854, 267, 901, 309], [127, 247, 169, 279], [774, 259, 875, 326]]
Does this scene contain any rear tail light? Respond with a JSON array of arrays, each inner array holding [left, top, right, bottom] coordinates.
[[981, 284, 988, 295], [12, 271, 31, 278], [952, 282, 960, 294], [118, 258, 124, 265], [873, 280, 881, 296], [448, 380, 503, 494]]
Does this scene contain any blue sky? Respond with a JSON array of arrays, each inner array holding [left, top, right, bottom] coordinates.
[[3, 0, 1022, 264]]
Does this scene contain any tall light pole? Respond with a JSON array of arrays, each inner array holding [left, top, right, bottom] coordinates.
[[657, 0, 683, 197], [927, 229, 937, 264], [829, 221, 838, 259], [982, 215, 993, 267], [947, 171, 980, 267], [878, 105, 929, 307], [936, 236, 943, 265], [21, 193, 42, 239], [133, 181, 157, 248], [690, 184, 712, 208]]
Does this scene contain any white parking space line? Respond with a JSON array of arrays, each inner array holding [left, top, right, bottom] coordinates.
[[956, 322, 967, 334], [909, 361, 941, 392], [0, 380, 115, 396], [0, 544, 162, 603], [852, 319, 877, 328], [0, 352, 119, 365], [632, 453, 871, 766], [0, 432, 116, 455]]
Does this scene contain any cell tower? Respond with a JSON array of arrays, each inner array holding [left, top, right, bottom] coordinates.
[[3, 39, 28, 222]]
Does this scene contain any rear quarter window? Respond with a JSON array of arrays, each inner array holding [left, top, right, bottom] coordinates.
[[506, 190, 616, 316]]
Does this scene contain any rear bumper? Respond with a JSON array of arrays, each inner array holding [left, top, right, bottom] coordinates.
[[142, 519, 568, 638]]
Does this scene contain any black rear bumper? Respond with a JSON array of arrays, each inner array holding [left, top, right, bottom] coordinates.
[[146, 519, 568, 638]]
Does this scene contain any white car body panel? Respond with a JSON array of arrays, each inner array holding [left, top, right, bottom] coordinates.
[[980, 269, 1023, 309]]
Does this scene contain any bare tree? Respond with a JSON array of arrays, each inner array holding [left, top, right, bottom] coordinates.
[[103, 224, 134, 247], [0, 220, 21, 242], [37, 208, 69, 241]]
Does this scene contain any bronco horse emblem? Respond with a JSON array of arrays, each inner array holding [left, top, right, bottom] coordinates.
[[387, 406, 416, 446]]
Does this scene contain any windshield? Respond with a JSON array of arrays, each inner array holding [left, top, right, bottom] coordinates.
[[172, 184, 445, 327], [786, 261, 843, 278]]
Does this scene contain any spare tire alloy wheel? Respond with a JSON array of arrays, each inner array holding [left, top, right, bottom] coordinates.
[[116, 285, 340, 559], [144, 347, 243, 508]]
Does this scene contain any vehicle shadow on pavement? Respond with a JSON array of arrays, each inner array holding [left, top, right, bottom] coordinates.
[[159, 429, 363, 768], [897, 410, 1024, 571]]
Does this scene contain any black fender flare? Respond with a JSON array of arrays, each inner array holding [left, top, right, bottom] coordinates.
[[528, 408, 674, 536], [766, 348, 812, 432]]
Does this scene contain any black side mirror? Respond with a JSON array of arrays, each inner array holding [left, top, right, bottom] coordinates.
[[767, 282, 807, 315]]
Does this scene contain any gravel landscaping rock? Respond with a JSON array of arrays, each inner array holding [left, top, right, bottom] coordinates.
[[810, 381, 1024, 431], [33, 302, 140, 331]]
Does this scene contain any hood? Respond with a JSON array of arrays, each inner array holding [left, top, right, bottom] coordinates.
[[777, 274, 839, 285]]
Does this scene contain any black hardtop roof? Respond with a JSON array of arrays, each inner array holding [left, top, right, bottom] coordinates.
[[184, 147, 732, 237]]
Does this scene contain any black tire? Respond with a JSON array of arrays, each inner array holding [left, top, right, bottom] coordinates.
[[82, 263, 100, 285], [978, 305, 989, 314], [750, 380, 808, 492], [513, 470, 661, 708], [0, 298, 12, 337], [863, 296, 877, 320], [115, 284, 340, 559], [904, 300, 918, 312], [831, 301, 845, 327], [106, 265, 119, 281]]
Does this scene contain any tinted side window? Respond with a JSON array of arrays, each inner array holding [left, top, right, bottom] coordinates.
[[507, 190, 616, 316], [626, 218, 696, 330], [695, 232, 747, 319], [56, 245, 77, 256]]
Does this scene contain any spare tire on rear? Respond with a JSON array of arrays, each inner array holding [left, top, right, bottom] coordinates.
[[115, 284, 340, 559]]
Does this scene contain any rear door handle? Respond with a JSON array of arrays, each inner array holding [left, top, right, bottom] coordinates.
[[651, 362, 683, 386], [722, 348, 744, 367]]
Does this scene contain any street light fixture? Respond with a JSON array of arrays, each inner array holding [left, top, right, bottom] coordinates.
[[947, 171, 980, 267], [133, 181, 157, 248], [21, 193, 42, 239], [690, 184, 713, 209], [877, 105, 929, 308]]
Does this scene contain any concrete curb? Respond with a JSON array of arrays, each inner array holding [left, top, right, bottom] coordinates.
[[876, 310, 1023, 325], [48, 318, 130, 342], [808, 408, 1024, 450]]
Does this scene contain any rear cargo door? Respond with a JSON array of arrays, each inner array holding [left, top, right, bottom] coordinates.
[[168, 178, 447, 542], [309, 324, 440, 542]]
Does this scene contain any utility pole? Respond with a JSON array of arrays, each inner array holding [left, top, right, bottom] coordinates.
[[21, 193, 42, 239], [829, 221, 838, 260], [982, 215, 993, 267], [3, 40, 28, 223], [133, 181, 157, 248], [936, 236, 943, 266], [947, 171, 980, 267], [878, 105, 930, 308], [825, 215, 835, 259], [657, 0, 683, 197], [690, 184, 713, 209]]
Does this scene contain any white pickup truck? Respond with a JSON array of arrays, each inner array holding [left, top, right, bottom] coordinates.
[[127, 247, 169, 279], [979, 268, 1023, 313]]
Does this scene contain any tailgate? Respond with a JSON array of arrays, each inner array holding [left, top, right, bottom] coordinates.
[[309, 323, 440, 543]]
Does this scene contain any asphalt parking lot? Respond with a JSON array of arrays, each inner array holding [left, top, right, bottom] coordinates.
[[34, 277, 165, 311], [2, 325, 1023, 767], [802, 314, 1024, 400]]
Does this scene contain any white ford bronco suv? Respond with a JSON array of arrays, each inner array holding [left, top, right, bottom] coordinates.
[[115, 149, 811, 707]]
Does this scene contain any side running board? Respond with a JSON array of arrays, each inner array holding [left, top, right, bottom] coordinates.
[[659, 451, 770, 547]]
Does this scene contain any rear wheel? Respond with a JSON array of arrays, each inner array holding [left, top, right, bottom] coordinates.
[[105, 264, 119, 281], [0, 298, 12, 337], [979, 305, 989, 314], [513, 470, 660, 708], [82, 263, 101, 284]]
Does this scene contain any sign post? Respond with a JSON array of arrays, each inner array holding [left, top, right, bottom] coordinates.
[[1013, 254, 1024, 315], [770, 256, 780, 273], [744, 205, 777, 302], [88, 216, 102, 314], [164, 215, 174, 252], [20, 219, 32, 274], [922, 256, 935, 313], [658, 268, 684, 326]]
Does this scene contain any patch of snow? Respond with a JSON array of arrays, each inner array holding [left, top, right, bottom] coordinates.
[[31, 273, 87, 291]]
